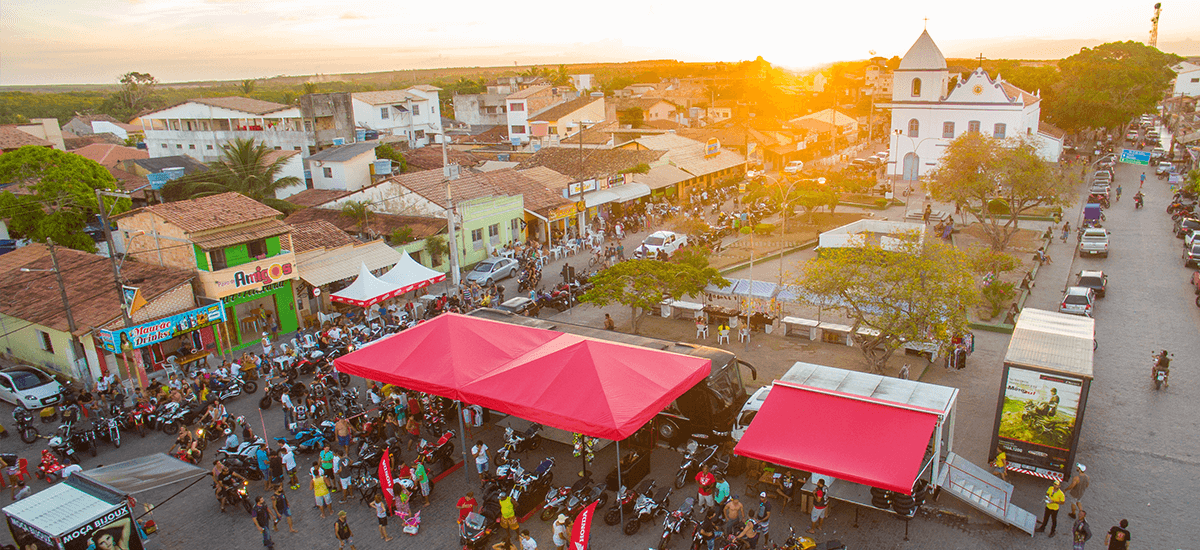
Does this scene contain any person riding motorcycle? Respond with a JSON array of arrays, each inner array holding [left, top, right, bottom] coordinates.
[[1153, 349, 1171, 384], [212, 461, 247, 512]]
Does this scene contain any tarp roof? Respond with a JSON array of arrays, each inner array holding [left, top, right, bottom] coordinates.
[[79, 453, 208, 495], [333, 313, 711, 440], [733, 382, 938, 494], [378, 249, 447, 293], [331, 263, 405, 307], [297, 240, 407, 287]]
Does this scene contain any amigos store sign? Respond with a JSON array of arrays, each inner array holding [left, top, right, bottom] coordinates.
[[98, 303, 226, 354], [200, 254, 298, 298]]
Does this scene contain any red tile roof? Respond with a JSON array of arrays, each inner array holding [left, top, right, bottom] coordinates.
[[517, 147, 665, 180], [287, 220, 359, 253], [190, 97, 291, 115], [283, 189, 351, 208], [73, 144, 148, 168], [0, 127, 52, 151], [127, 192, 283, 233], [403, 147, 482, 171], [1000, 82, 1040, 107], [0, 244, 195, 336], [104, 166, 150, 200], [387, 168, 572, 216], [285, 207, 446, 241]]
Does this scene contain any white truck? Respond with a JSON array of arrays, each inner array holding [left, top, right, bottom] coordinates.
[[634, 230, 687, 259]]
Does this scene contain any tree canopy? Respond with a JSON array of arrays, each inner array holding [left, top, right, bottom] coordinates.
[[162, 138, 301, 212], [928, 133, 1077, 250], [0, 146, 129, 252], [1048, 41, 1182, 131], [796, 232, 977, 373], [579, 258, 726, 334]]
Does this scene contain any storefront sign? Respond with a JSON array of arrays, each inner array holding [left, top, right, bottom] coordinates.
[[549, 203, 579, 221], [566, 179, 599, 196], [705, 138, 721, 157], [200, 253, 298, 298], [98, 302, 226, 354], [225, 280, 289, 304]]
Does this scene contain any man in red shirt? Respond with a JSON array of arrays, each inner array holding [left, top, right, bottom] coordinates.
[[456, 491, 477, 524], [695, 464, 716, 510]]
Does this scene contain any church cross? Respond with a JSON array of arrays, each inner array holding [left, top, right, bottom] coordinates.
[[923, 17, 929, 30], [977, 53, 986, 68]]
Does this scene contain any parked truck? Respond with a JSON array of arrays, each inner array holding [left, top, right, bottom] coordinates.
[[989, 308, 1095, 481]]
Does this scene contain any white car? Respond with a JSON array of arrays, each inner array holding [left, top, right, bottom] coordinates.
[[1059, 286, 1095, 317], [0, 366, 64, 409], [636, 231, 687, 259], [783, 160, 805, 174]]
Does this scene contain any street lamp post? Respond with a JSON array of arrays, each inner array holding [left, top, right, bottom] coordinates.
[[762, 175, 825, 285]]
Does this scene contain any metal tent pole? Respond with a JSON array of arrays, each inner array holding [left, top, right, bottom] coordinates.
[[616, 440, 623, 526], [458, 400, 472, 484]]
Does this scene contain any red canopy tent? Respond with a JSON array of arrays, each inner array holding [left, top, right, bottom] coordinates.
[[733, 382, 939, 494], [333, 312, 711, 440]]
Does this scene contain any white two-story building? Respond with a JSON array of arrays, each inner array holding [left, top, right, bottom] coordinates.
[[350, 87, 443, 147], [139, 97, 311, 160]]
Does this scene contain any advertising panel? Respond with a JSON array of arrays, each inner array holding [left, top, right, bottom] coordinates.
[[61, 503, 143, 550], [996, 365, 1083, 474], [6, 515, 56, 550], [197, 253, 298, 299], [97, 302, 226, 354]]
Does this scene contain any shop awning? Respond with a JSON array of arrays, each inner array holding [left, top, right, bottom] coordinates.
[[733, 382, 939, 494], [582, 189, 619, 208], [296, 240, 407, 288], [334, 312, 711, 440], [78, 453, 208, 495], [610, 183, 651, 202], [330, 263, 405, 308], [378, 250, 446, 294]]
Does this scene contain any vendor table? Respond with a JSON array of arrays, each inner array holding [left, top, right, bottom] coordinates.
[[816, 322, 853, 345], [781, 317, 819, 340], [669, 300, 704, 320]]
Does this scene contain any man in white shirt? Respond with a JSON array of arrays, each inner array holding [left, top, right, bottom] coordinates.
[[280, 392, 295, 432]]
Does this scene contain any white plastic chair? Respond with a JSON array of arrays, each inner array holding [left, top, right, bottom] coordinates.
[[739, 327, 750, 343], [696, 324, 709, 339]]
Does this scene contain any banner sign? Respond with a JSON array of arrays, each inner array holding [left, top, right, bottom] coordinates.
[[98, 302, 226, 354], [570, 500, 597, 550], [1119, 148, 1151, 165], [379, 449, 394, 511], [705, 138, 721, 158], [61, 503, 144, 550], [996, 365, 1083, 475]]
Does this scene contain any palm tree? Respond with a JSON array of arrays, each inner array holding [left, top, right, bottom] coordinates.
[[162, 138, 302, 210], [340, 200, 372, 237]]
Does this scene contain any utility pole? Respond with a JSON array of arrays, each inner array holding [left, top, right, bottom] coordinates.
[[96, 189, 133, 327], [441, 137, 462, 286], [44, 239, 87, 384]]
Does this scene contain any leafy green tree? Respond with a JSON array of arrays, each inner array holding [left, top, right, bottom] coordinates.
[[162, 138, 302, 209], [579, 259, 726, 334], [340, 200, 372, 237], [618, 107, 644, 128], [424, 234, 449, 267], [1049, 41, 1182, 131], [389, 227, 414, 245], [928, 133, 1077, 250], [0, 146, 128, 252], [375, 144, 407, 174], [114, 72, 158, 116], [239, 79, 257, 95], [796, 232, 977, 373]]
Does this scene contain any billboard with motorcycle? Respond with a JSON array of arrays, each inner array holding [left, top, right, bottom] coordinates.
[[989, 309, 1093, 481]]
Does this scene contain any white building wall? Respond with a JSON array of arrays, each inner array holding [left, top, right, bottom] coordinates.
[[141, 103, 309, 160], [305, 152, 375, 192], [507, 100, 531, 144], [1174, 68, 1200, 97], [275, 154, 307, 199], [888, 105, 1025, 179], [91, 121, 129, 140]]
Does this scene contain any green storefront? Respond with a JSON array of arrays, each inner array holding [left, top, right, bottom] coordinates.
[[219, 279, 299, 350]]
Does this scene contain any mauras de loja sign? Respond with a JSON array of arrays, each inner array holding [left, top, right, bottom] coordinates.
[[200, 253, 299, 299]]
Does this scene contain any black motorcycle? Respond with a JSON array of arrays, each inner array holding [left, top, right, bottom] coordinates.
[[216, 479, 252, 514], [12, 408, 38, 444], [624, 484, 672, 535], [94, 410, 121, 449], [495, 423, 543, 465]]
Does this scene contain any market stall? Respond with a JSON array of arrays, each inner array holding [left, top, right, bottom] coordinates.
[[330, 263, 406, 308], [733, 363, 967, 539], [4, 454, 207, 550]]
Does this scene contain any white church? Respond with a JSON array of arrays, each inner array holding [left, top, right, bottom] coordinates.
[[884, 30, 1064, 181]]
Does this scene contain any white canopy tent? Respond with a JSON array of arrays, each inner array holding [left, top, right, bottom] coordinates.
[[378, 250, 447, 294], [331, 263, 405, 307]]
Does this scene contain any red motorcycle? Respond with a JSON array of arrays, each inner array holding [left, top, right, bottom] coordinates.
[[36, 450, 66, 482]]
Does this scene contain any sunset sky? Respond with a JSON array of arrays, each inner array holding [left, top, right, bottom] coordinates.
[[1, 0, 1197, 86]]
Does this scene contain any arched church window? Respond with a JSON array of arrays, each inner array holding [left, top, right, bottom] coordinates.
[[911, 78, 922, 97], [908, 119, 920, 138]]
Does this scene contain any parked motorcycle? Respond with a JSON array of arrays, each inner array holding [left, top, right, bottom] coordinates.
[[209, 372, 259, 402], [674, 440, 720, 489], [658, 497, 695, 550], [540, 477, 589, 521], [273, 420, 333, 453], [12, 408, 38, 444], [605, 479, 654, 526], [94, 410, 121, 449], [495, 423, 543, 465], [416, 430, 456, 471], [624, 484, 671, 535]]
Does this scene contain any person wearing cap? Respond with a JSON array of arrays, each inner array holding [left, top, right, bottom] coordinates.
[[498, 491, 519, 542], [1065, 464, 1090, 520], [808, 479, 828, 535], [1035, 479, 1066, 537], [333, 510, 355, 550], [753, 492, 771, 542], [552, 514, 570, 550]]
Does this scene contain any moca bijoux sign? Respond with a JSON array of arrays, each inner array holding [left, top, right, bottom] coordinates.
[[200, 253, 299, 299]]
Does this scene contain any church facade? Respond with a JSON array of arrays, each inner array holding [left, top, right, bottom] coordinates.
[[884, 30, 1063, 182]]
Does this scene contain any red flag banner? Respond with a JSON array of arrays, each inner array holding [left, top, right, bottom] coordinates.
[[379, 448, 394, 510], [570, 500, 597, 550]]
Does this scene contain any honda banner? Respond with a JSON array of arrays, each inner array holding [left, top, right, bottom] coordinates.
[[379, 449, 394, 511], [570, 500, 597, 550]]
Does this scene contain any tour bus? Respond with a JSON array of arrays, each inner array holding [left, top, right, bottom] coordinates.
[[468, 308, 757, 444]]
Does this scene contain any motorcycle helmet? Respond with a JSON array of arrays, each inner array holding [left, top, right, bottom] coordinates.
[[398, 478, 414, 489], [48, 436, 62, 447], [224, 429, 232, 435]]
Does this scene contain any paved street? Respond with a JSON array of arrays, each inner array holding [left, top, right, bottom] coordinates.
[[2, 159, 1197, 550]]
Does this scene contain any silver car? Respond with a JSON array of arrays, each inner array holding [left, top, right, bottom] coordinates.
[[465, 257, 518, 284], [1079, 228, 1109, 258], [1059, 286, 1095, 317]]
